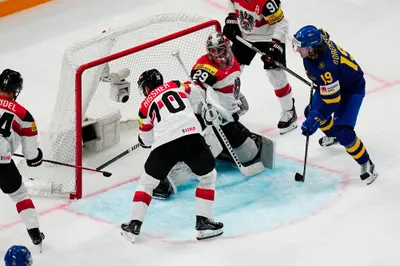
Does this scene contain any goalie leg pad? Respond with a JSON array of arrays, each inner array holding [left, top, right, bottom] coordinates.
[[202, 126, 223, 158], [233, 137, 259, 164], [251, 133, 276, 169]]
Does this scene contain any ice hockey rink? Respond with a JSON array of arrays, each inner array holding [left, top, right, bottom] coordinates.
[[1, 0, 400, 265]]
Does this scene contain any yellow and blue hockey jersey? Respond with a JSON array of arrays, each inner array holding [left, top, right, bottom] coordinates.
[[303, 30, 365, 118]]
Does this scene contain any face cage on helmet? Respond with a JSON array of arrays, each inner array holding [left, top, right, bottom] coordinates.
[[208, 46, 226, 58], [208, 43, 232, 69], [292, 37, 308, 53]]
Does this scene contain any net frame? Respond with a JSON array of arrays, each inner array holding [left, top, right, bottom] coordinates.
[[69, 18, 222, 199]]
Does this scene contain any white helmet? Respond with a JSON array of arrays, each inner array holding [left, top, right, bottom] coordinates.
[[206, 32, 233, 69]]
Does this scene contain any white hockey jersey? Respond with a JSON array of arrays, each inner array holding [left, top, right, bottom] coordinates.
[[229, 0, 289, 43], [138, 80, 203, 150], [0, 96, 39, 164]]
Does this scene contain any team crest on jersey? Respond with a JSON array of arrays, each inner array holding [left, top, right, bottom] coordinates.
[[318, 62, 325, 69], [239, 10, 255, 33]]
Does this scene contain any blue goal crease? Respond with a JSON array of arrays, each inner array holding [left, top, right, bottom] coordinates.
[[68, 156, 345, 242]]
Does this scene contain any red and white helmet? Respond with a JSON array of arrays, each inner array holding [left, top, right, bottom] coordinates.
[[206, 32, 233, 69]]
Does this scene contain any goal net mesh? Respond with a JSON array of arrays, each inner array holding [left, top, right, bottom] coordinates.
[[16, 13, 220, 199]]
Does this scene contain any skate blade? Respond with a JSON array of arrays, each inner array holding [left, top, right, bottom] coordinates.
[[321, 142, 339, 147], [34, 233, 45, 253], [279, 123, 298, 135], [121, 231, 136, 243], [320, 141, 339, 147], [366, 172, 378, 185], [196, 229, 223, 240], [152, 194, 170, 200]]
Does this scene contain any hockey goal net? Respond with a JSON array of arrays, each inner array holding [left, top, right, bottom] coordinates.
[[17, 13, 221, 199]]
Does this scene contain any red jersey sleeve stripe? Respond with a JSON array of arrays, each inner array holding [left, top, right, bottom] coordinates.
[[139, 124, 153, 132], [12, 120, 21, 136], [20, 127, 38, 137], [178, 92, 187, 99], [215, 84, 234, 94]]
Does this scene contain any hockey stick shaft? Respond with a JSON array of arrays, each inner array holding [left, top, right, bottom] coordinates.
[[13, 153, 112, 177], [294, 84, 314, 182], [96, 143, 141, 171], [302, 85, 314, 178], [235, 36, 312, 87], [172, 50, 264, 177]]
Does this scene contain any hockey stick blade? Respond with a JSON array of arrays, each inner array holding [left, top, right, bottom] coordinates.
[[103, 172, 112, 177], [294, 172, 305, 182], [241, 161, 265, 177]]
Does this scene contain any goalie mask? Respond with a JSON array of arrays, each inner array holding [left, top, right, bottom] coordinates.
[[137, 69, 164, 97], [0, 69, 23, 100], [206, 32, 233, 69]]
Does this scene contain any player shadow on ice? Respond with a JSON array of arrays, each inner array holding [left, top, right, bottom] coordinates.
[[68, 156, 347, 243]]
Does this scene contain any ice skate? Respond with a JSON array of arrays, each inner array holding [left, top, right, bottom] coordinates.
[[360, 159, 378, 185], [27, 228, 45, 252], [152, 179, 173, 199], [152, 178, 175, 199], [195, 216, 223, 240], [318, 136, 339, 147], [278, 98, 298, 135], [121, 220, 142, 243]]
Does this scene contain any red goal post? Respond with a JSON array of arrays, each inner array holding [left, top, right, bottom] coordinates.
[[17, 14, 221, 200]]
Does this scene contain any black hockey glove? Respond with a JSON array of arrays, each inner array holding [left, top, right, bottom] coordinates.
[[261, 39, 284, 69], [223, 13, 241, 41], [26, 148, 43, 167]]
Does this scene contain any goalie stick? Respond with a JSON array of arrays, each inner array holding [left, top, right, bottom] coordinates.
[[13, 153, 112, 177], [235, 35, 314, 182], [172, 50, 264, 177]]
